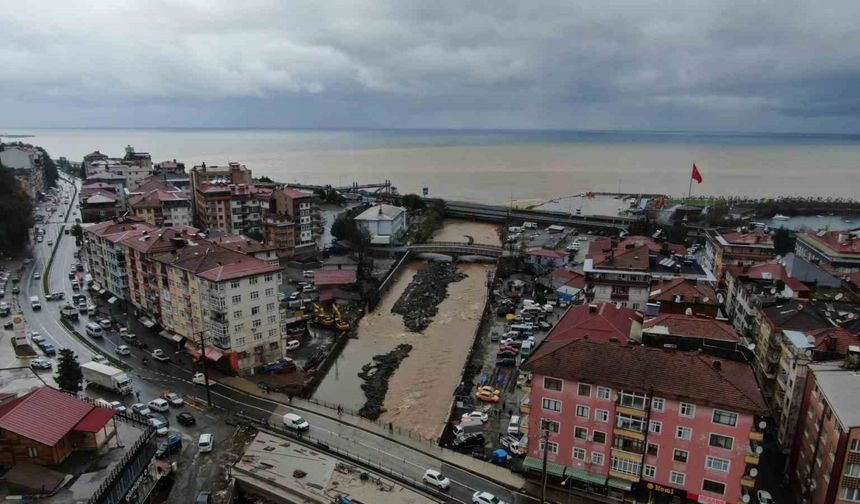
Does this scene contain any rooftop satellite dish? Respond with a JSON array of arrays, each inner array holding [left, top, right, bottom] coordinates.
[[770, 288, 777, 294], [748, 343, 756, 351], [758, 420, 767, 429], [750, 468, 759, 478], [755, 446, 764, 455], [742, 495, 751, 503]]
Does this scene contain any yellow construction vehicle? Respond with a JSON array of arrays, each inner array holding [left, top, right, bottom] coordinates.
[[332, 305, 351, 331]]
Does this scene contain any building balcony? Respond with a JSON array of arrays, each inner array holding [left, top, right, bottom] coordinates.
[[616, 402, 648, 417], [777, 372, 789, 390], [741, 475, 756, 488], [608, 470, 640, 483], [613, 426, 645, 441], [612, 437, 645, 456], [610, 292, 630, 301]]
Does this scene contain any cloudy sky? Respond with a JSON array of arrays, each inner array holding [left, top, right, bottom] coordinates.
[[2, 0, 859, 132]]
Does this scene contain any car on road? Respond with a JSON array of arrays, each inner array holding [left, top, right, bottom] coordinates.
[[40, 343, 56, 356], [162, 392, 184, 407], [151, 348, 170, 362], [91, 355, 108, 364], [30, 358, 52, 370], [119, 328, 136, 341], [148, 398, 170, 413], [33, 272, 41, 280], [11, 286, 20, 295], [155, 433, 182, 459], [473, 491, 505, 504], [757, 491, 774, 504], [195, 492, 212, 504], [177, 412, 196, 426], [422, 469, 450, 490], [30, 332, 44, 344], [2, 321, 12, 330], [192, 372, 207, 385], [285, 340, 300, 351], [109, 401, 127, 413], [68, 271, 76, 279], [147, 417, 168, 436], [198, 433, 214, 453], [146, 412, 169, 426], [115, 345, 131, 356], [475, 388, 500, 403], [98, 319, 112, 330], [131, 403, 151, 416], [46, 292, 65, 301], [283, 413, 309, 431], [47, 241, 53, 246], [461, 411, 489, 423]]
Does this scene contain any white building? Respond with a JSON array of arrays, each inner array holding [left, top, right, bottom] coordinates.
[[353, 204, 408, 245], [0, 144, 43, 198]]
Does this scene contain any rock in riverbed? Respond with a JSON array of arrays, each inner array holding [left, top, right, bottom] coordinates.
[[391, 261, 466, 331], [358, 344, 412, 420]]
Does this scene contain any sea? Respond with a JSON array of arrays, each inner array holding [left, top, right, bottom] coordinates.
[[2, 128, 860, 205]]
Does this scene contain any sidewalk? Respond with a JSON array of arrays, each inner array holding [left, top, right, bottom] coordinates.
[[221, 376, 527, 491]]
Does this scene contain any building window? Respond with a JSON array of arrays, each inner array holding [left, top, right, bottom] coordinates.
[[576, 405, 590, 418], [250, 291, 259, 300], [596, 409, 609, 423], [670, 471, 686, 486], [253, 319, 262, 328], [709, 433, 734, 450], [265, 287, 274, 297], [651, 397, 665, 412], [542, 419, 560, 433], [649, 420, 662, 434], [676, 426, 692, 440], [235, 337, 245, 346], [574, 427, 588, 440], [680, 402, 696, 417], [616, 414, 645, 432], [644, 465, 656, 479], [249, 277, 258, 285], [253, 333, 263, 341], [542, 398, 562, 412], [578, 383, 592, 397], [593, 431, 606, 444], [543, 377, 563, 392], [597, 386, 611, 400], [706, 456, 730, 473], [234, 323, 243, 332], [539, 440, 559, 454], [618, 391, 648, 410], [646, 443, 659, 456], [233, 310, 242, 319], [712, 409, 738, 427], [842, 488, 860, 502], [251, 306, 260, 315], [267, 302, 275, 312], [852, 439, 860, 452], [267, 315, 275, 324], [232, 295, 241, 304], [268, 329, 276, 338], [230, 280, 240, 289], [264, 274, 273, 282], [572, 447, 586, 460], [702, 480, 726, 495], [610, 456, 641, 476], [27, 447, 38, 457], [673, 449, 689, 463], [591, 452, 604, 465]]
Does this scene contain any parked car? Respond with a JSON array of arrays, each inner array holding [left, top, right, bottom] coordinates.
[[451, 432, 485, 452], [155, 433, 182, 459], [177, 412, 197, 426], [131, 403, 151, 416], [109, 401, 127, 413], [196, 492, 212, 504], [91, 355, 108, 364], [115, 345, 131, 356], [147, 417, 168, 436], [473, 491, 505, 504], [461, 411, 489, 423], [285, 340, 300, 351], [192, 372, 207, 385], [162, 392, 184, 407], [507, 415, 521, 435], [148, 398, 170, 413], [33, 272, 41, 280], [30, 358, 52, 370], [422, 469, 450, 490], [476, 389, 500, 403], [41, 343, 56, 356], [198, 433, 214, 453], [98, 319, 112, 330], [757, 491, 774, 504], [146, 412, 169, 426]]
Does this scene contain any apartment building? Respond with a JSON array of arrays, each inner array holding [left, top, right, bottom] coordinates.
[[0, 144, 44, 199], [775, 328, 859, 451], [546, 302, 643, 344], [83, 146, 153, 188], [796, 229, 860, 274], [790, 358, 860, 504], [724, 262, 811, 339], [263, 187, 322, 258], [189, 162, 252, 189], [79, 183, 123, 223], [85, 172, 127, 206], [522, 340, 766, 504], [703, 230, 775, 283], [194, 182, 271, 235], [82, 218, 156, 300], [642, 314, 740, 354], [648, 278, 719, 318], [127, 178, 192, 227], [206, 233, 279, 265], [151, 241, 283, 373]]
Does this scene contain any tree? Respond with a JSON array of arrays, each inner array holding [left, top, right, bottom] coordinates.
[[36, 147, 59, 189], [399, 193, 426, 211], [56, 349, 83, 394], [0, 165, 34, 256], [70, 224, 83, 240], [245, 229, 265, 242], [773, 227, 796, 255], [256, 176, 274, 183]]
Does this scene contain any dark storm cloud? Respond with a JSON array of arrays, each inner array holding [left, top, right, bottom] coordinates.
[[1, 0, 859, 131]]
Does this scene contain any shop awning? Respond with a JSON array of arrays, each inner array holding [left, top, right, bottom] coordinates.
[[204, 346, 223, 362], [98, 288, 107, 295], [107, 296, 118, 305], [607, 478, 633, 491], [522, 458, 606, 485], [139, 317, 156, 328], [159, 330, 184, 343], [184, 343, 224, 362], [91, 282, 102, 292]]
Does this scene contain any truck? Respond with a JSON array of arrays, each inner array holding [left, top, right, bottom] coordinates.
[[81, 362, 133, 395], [60, 304, 79, 322], [452, 418, 484, 439]]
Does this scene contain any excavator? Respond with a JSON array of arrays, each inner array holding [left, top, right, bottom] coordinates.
[[332, 305, 351, 332], [313, 303, 335, 326]]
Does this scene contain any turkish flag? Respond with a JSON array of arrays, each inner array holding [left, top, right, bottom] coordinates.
[[691, 164, 703, 184]]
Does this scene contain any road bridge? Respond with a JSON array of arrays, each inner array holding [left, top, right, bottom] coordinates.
[[444, 200, 637, 231]]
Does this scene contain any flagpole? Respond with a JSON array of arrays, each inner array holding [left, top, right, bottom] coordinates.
[[687, 162, 695, 203]]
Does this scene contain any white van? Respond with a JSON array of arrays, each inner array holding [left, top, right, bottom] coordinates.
[[85, 322, 103, 338], [507, 415, 521, 435], [198, 433, 214, 453], [283, 413, 309, 431], [29, 296, 42, 310]]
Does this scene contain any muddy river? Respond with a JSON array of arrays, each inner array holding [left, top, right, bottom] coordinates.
[[312, 221, 499, 438]]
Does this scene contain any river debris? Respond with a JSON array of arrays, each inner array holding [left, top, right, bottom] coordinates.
[[391, 262, 467, 331], [358, 344, 412, 420]]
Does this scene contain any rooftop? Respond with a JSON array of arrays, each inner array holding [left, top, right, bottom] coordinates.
[[0, 387, 115, 446], [528, 248, 569, 259], [152, 241, 281, 282], [588, 235, 686, 260], [524, 339, 766, 414], [279, 187, 314, 199], [547, 302, 641, 344], [313, 270, 357, 286], [120, 226, 201, 254], [809, 363, 860, 429], [779, 253, 842, 288], [726, 261, 810, 293], [354, 204, 406, 221], [799, 229, 860, 256], [592, 243, 650, 270], [206, 233, 277, 254], [643, 314, 739, 342], [552, 268, 586, 289], [714, 230, 774, 248], [649, 278, 717, 305]]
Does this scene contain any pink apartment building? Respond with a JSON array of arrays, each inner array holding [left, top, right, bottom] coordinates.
[[522, 339, 766, 504]]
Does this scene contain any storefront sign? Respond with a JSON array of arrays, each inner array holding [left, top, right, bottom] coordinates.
[[692, 493, 726, 504], [647, 483, 677, 495]]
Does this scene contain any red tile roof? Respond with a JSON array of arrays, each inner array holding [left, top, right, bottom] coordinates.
[[644, 314, 739, 342], [552, 268, 586, 289], [528, 248, 569, 259], [206, 234, 276, 254], [649, 278, 717, 305], [73, 407, 117, 433], [280, 187, 314, 199], [593, 243, 650, 270], [0, 388, 95, 446], [547, 302, 641, 343], [725, 261, 811, 293], [523, 339, 766, 414], [313, 270, 357, 286], [120, 226, 200, 253], [153, 242, 281, 282], [589, 236, 686, 259], [800, 229, 860, 255], [808, 327, 860, 355], [720, 232, 774, 246]]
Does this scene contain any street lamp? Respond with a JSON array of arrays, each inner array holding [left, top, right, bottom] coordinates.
[[197, 331, 212, 407], [540, 422, 551, 504]]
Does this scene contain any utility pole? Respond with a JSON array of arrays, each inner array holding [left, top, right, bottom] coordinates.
[[540, 424, 550, 503], [198, 331, 212, 407]]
